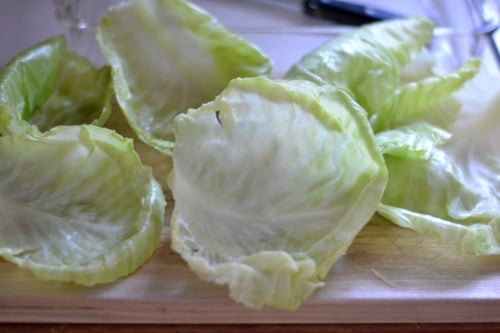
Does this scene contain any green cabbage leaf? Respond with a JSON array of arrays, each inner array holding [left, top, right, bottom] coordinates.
[[284, 16, 498, 255], [285, 17, 433, 125], [285, 17, 479, 133], [97, 0, 272, 155], [378, 70, 500, 255], [0, 125, 166, 284], [169, 77, 387, 310], [0, 36, 112, 136]]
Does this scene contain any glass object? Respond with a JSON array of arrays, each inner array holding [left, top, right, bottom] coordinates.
[[420, 0, 500, 72], [53, 0, 124, 65]]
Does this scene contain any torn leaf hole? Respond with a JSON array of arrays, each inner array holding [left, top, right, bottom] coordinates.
[[215, 110, 222, 127]]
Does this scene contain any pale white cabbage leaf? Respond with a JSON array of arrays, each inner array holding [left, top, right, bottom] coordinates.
[[169, 77, 387, 310]]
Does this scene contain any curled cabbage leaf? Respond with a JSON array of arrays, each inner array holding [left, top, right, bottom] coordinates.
[[0, 36, 112, 136], [285, 16, 434, 125], [97, 0, 272, 154], [284, 16, 494, 255], [284, 16, 480, 133], [169, 77, 387, 310], [0, 125, 165, 285], [378, 70, 500, 255]]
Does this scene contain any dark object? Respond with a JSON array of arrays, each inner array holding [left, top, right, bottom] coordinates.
[[303, 0, 403, 25]]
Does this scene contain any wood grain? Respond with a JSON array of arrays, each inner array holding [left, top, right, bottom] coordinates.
[[1, 104, 500, 325], [1, 204, 500, 324]]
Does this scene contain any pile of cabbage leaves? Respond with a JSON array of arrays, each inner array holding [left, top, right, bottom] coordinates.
[[0, 0, 498, 311]]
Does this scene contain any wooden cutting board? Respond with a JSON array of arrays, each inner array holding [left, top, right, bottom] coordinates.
[[2, 205, 500, 324], [1, 108, 500, 324]]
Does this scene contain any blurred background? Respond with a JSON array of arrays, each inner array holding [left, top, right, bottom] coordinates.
[[0, 0, 499, 74]]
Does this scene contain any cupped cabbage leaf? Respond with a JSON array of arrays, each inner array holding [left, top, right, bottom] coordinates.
[[168, 77, 387, 310], [97, 0, 272, 155], [0, 36, 112, 136], [0, 125, 165, 284]]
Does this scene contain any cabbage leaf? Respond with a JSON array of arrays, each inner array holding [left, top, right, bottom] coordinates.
[[0, 36, 112, 136], [285, 17, 479, 132], [0, 125, 166, 284], [285, 17, 434, 125], [169, 77, 387, 310], [285, 16, 497, 255], [378, 70, 500, 255], [97, 0, 272, 155]]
